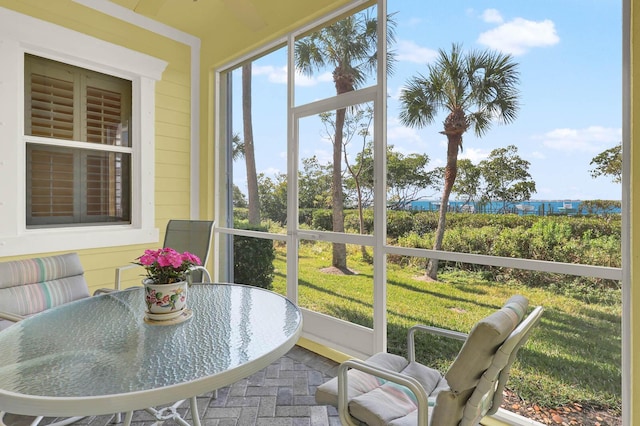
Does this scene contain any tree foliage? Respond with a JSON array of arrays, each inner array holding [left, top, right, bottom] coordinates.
[[349, 142, 435, 210], [299, 156, 333, 210], [450, 159, 481, 206], [233, 184, 247, 208], [590, 142, 622, 184], [479, 145, 536, 211], [257, 173, 287, 225]]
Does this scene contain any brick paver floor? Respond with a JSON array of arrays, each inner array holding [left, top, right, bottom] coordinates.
[[1, 346, 341, 426]]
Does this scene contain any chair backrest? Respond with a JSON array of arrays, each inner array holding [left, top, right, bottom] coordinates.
[[163, 220, 215, 281], [431, 295, 542, 426], [464, 305, 544, 423], [0, 253, 90, 330]]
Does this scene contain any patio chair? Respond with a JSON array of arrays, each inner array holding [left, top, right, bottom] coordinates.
[[0, 252, 115, 331], [115, 219, 215, 289], [315, 295, 543, 426], [0, 252, 117, 426]]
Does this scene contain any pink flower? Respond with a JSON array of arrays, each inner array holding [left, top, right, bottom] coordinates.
[[135, 246, 203, 284], [182, 252, 201, 265], [139, 249, 160, 266]]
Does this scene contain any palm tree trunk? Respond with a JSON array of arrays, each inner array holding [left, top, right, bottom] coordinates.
[[332, 107, 347, 269], [426, 133, 461, 279], [242, 63, 260, 226]]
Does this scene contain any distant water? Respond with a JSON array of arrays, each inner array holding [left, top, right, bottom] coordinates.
[[409, 200, 621, 215]]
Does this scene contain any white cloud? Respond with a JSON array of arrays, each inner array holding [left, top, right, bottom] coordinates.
[[396, 39, 439, 64], [459, 147, 490, 163], [312, 149, 333, 165], [252, 64, 332, 87], [406, 17, 423, 27], [530, 151, 546, 159], [481, 9, 504, 24], [387, 123, 423, 145], [537, 126, 622, 152], [297, 71, 333, 86], [252, 64, 287, 83], [261, 167, 282, 177], [477, 17, 560, 55]]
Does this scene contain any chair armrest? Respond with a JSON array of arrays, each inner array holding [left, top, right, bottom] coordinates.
[[93, 288, 117, 295], [407, 324, 468, 363], [115, 263, 142, 290], [187, 265, 212, 284], [338, 359, 430, 426], [0, 310, 25, 323]]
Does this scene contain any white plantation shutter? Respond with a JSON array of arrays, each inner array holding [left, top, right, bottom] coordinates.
[[28, 147, 74, 219], [25, 54, 132, 226], [86, 84, 126, 146], [85, 151, 130, 218], [29, 73, 75, 140]]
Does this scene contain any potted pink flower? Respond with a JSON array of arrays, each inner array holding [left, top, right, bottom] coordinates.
[[136, 248, 202, 318]]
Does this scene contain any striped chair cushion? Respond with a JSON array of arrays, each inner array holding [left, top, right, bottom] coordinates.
[[0, 253, 89, 319], [315, 352, 446, 426]]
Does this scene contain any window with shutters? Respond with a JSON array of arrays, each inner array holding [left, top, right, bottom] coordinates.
[[24, 54, 132, 227]]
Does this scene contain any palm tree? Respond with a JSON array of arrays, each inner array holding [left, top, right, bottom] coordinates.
[[295, 11, 395, 271], [399, 43, 520, 279], [242, 63, 260, 226]]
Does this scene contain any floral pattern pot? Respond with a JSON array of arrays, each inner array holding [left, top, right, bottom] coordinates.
[[144, 280, 188, 316]]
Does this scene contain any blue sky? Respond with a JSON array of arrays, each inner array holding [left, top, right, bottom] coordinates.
[[232, 0, 622, 201]]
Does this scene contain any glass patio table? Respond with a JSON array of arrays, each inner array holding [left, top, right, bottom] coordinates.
[[0, 283, 302, 426]]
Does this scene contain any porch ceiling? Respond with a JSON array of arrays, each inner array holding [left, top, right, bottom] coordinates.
[[108, 0, 348, 39]]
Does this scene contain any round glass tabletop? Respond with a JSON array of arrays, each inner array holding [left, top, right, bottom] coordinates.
[[0, 283, 302, 416]]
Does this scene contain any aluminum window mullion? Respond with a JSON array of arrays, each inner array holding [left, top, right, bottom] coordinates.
[[385, 244, 622, 281], [372, 0, 388, 355], [286, 32, 299, 304], [297, 229, 375, 246], [25, 136, 133, 154], [292, 85, 377, 119]]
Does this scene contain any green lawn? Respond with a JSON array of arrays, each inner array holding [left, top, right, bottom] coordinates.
[[271, 241, 622, 413]]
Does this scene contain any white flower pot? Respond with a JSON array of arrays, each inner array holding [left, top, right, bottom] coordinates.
[[144, 280, 188, 316]]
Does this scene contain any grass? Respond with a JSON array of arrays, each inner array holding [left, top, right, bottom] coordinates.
[[270, 241, 622, 413]]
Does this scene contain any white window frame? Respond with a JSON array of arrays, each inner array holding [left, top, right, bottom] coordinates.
[[0, 7, 167, 256], [215, 0, 628, 423]]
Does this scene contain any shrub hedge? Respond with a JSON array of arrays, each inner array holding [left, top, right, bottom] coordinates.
[[234, 207, 621, 299], [233, 221, 275, 289]]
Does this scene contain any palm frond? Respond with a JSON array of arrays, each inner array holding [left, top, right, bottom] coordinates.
[[294, 9, 397, 90]]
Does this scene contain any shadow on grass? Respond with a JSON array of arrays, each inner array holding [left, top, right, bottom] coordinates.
[[387, 277, 499, 311], [298, 278, 372, 312]]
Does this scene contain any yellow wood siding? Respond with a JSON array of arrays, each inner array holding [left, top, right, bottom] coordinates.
[[0, 0, 192, 293]]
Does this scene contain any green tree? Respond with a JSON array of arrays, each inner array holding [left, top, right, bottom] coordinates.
[[386, 150, 433, 209], [320, 106, 374, 237], [590, 142, 622, 184], [298, 156, 332, 209], [399, 43, 520, 279], [353, 143, 433, 210], [450, 159, 481, 208], [295, 11, 395, 271], [257, 173, 287, 225], [479, 145, 536, 212], [330, 105, 376, 260], [233, 184, 247, 208]]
